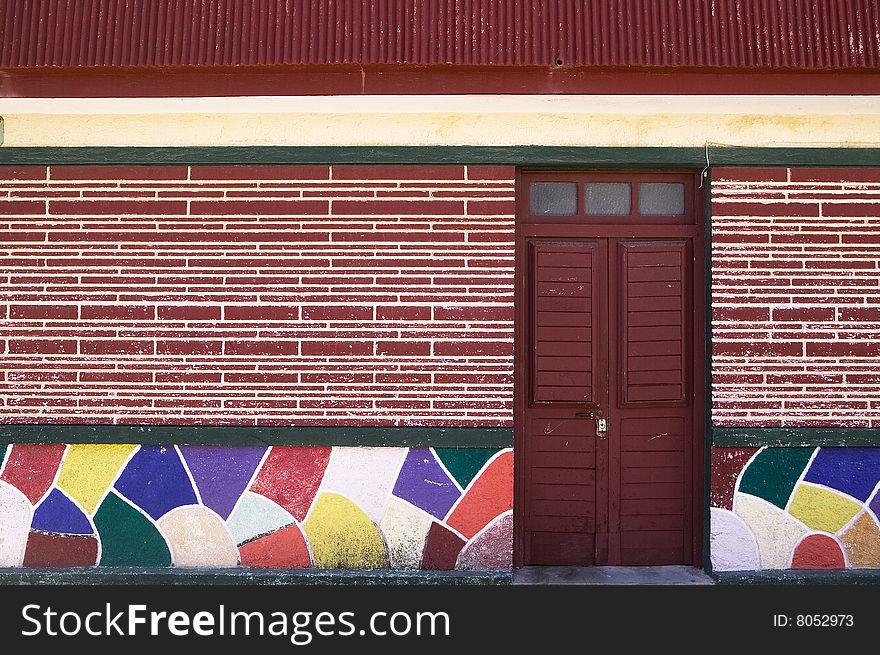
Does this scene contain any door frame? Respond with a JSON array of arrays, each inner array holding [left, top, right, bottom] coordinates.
[[513, 168, 707, 568]]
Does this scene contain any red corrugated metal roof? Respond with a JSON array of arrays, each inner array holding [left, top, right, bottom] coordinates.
[[1, 0, 878, 70]]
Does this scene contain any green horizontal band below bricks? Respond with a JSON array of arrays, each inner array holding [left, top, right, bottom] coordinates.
[[712, 427, 880, 447], [2, 146, 880, 166], [0, 568, 511, 586], [0, 424, 514, 448]]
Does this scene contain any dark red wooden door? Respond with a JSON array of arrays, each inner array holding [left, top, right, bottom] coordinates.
[[524, 239, 607, 564], [607, 239, 693, 564], [517, 172, 703, 567]]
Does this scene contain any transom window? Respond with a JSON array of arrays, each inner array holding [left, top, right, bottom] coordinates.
[[523, 172, 694, 225]]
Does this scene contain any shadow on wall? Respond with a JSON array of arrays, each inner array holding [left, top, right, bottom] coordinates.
[[710, 447, 880, 571], [0, 443, 513, 571]]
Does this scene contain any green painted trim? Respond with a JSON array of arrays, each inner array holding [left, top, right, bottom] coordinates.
[[702, 171, 714, 574], [713, 570, 880, 585], [712, 427, 880, 447], [0, 568, 511, 586], [2, 146, 880, 167], [0, 425, 514, 447]]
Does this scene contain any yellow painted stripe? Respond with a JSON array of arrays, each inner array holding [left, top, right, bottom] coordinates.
[[0, 95, 879, 148]]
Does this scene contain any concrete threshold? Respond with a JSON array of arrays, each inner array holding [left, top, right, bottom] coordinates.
[[513, 565, 715, 585]]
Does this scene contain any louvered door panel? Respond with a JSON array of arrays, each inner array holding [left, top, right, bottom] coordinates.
[[531, 241, 600, 404], [524, 239, 604, 565], [619, 241, 688, 405], [612, 240, 692, 565]]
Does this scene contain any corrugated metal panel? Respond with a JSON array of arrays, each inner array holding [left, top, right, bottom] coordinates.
[[1, 0, 878, 69]]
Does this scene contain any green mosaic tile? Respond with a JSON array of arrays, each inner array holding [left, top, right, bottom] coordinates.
[[737, 447, 816, 509], [94, 492, 172, 567], [434, 448, 500, 489]]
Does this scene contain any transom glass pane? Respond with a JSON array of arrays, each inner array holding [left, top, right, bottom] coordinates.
[[638, 182, 685, 216], [585, 182, 631, 215], [530, 182, 577, 216]]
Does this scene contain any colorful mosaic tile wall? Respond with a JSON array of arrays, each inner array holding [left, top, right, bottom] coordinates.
[[0, 444, 513, 570], [710, 447, 880, 570]]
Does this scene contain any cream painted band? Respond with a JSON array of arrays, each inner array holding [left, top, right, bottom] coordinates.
[[0, 95, 879, 148]]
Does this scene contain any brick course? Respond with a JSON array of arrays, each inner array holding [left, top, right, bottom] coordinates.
[[0, 165, 514, 427], [712, 168, 880, 427]]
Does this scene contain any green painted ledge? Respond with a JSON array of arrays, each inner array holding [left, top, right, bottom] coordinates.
[[0, 425, 514, 448], [0, 568, 512, 586], [2, 146, 880, 167], [712, 427, 880, 448], [712, 570, 880, 585]]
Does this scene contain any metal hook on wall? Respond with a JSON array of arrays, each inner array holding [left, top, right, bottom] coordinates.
[[699, 142, 710, 188]]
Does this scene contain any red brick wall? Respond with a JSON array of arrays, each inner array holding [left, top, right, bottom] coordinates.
[[712, 167, 880, 427], [0, 165, 514, 427]]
